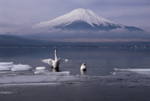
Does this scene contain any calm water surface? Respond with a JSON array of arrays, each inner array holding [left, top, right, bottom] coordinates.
[[0, 47, 150, 76]]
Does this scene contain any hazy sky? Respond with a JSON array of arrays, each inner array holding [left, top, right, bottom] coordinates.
[[0, 0, 150, 34]]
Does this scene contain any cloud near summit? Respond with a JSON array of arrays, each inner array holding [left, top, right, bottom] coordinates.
[[26, 27, 150, 41]]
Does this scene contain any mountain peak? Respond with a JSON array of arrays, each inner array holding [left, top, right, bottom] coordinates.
[[70, 8, 95, 16], [33, 8, 143, 32], [71, 8, 89, 12], [67, 8, 115, 26], [33, 8, 117, 28]]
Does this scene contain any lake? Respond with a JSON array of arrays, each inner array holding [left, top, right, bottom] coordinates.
[[1, 43, 150, 101], [0, 44, 150, 76]]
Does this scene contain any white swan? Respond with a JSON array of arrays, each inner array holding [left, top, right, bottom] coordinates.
[[41, 49, 68, 69], [80, 63, 86, 71]]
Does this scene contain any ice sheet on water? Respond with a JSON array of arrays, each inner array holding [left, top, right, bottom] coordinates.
[[114, 68, 150, 75], [0, 62, 77, 86], [95, 68, 150, 86], [0, 73, 79, 85], [0, 62, 13, 66], [50, 71, 70, 76], [34, 70, 70, 76], [0, 66, 14, 71], [114, 68, 150, 72], [0, 62, 14, 71], [36, 67, 46, 70], [0, 91, 17, 94], [0, 82, 60, 87], [11, 64, 32, 71], [1, 62, 150, 87], [1, 69, 150, 87], [0, 62, 32, 71], [34, 69, 49, 74]]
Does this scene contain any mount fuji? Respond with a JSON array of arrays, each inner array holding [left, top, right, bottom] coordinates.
[[33, 8, 143, 32]]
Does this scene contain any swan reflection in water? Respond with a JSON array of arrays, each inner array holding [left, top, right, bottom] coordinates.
[[80, 70, 86, 75], [52, 68, 59, 72]]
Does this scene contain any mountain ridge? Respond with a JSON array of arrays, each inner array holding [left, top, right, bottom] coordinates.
[[0, 35, 53, 47], [33, 8, 143, 32]]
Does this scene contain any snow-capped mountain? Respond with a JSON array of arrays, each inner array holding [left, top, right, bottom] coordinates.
[[33, 8, 143, 31]]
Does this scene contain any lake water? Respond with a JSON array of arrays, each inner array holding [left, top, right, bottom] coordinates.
[[0, 44, 150, 86], [0, 46, 150, 75]]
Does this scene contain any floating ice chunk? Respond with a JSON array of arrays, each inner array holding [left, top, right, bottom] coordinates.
[[0, 62, 13, 66], [50, 71, 70, 76], [11, 64, 32, 71], [34, 67, 47, 74], [114, 68, 150, 72], [0, 66, 14, 71], [34, 70, 48, 74], [0, 91, 17, 94], [0, 74, 79, 86], [114, 68, 150, 75], [0, 62, 14, 71], [34, 70, 70, 76], [0, 83, 60, 87], [36, 67, 46, 70]]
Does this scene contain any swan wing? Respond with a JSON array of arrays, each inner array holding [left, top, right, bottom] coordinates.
[[41, 59, 54, 65], [58, 58, 68, 63]]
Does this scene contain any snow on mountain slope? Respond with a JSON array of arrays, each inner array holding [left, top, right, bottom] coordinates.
[[33, 8, 122, 29], [33, 8, 143, 31]]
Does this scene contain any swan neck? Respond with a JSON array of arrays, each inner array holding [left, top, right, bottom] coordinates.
[[55, 50, 57, 60]]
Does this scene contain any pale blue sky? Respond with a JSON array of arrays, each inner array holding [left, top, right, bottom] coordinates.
[[0, 0, 150, 34]]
